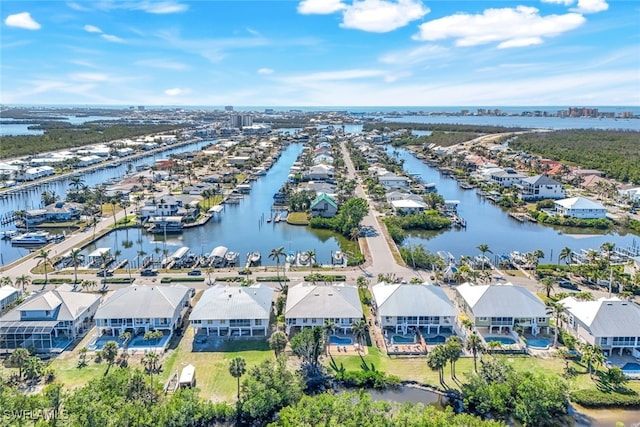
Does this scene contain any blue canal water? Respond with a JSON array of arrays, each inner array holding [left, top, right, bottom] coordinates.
[[391, 147, 639, 263], [82, 143, 344, 268]]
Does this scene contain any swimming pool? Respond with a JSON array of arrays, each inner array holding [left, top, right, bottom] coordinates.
[[527, 338, 551, 349], [486, 337, 516, 345], [425, 335, 446, 344], [622, 362, 640, 374], [330, 335, 353, 345], [392, 335, 415, 344]]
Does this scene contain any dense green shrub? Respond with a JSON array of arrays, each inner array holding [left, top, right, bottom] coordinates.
[[571, 389, 640, 408]]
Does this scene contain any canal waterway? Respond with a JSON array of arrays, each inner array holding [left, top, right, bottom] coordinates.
[[391, 147, 639, 263], [0, 139, 217, 265], [82, 143, 344, 269]]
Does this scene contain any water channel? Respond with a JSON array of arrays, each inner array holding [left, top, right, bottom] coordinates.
[[391, 147, 639, 263], [83, 143, 344, 268]]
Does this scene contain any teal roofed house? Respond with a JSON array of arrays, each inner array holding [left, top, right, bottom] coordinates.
[[310, 192, 338, 218]]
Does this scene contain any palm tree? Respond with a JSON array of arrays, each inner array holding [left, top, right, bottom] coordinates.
[[540, 276, 556, 299], [445, 336, 463, 379], [15, 274, 31, 293], [546, 301, 565, 348], [558, 246, 573, 266], [69, 248, 84, 284], [268, 331, 287, 357], [581, 343, 605, 377], [306, 250, 316, 274], [0, 276, 13, 287], [427, 344, 448, 386], [102, 340, 119, 375], [35, 249, 51, 286], [268, 246, 285, 287], [142, 351, 160, 382], [476, 244, 492, 271], [228, 357, 247, 403], [8, 347, 30, 378], [323, 319, 336, 354], [466, 333, 485, 373], [351, 319, 368, 348], [69, 176, 85, 191]]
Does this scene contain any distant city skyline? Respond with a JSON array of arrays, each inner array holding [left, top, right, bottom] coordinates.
[[2, 0, 639, 106]]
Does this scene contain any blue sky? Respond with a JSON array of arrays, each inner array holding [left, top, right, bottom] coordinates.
[[2, 0, 639, 106]]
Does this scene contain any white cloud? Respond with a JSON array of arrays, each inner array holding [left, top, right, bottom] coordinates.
[[135, 1, 189, 14], [101, 34, 124, 43], [69, 72, 110, 82], [298, 0, 346, 14], [164, 87, 190, 96], [571, 0, 608, 14], [341, 0, 429, 33], [5, 12, 41, 30], [83, 24, 102, 33], [413, 6, 585, 48], [67, 2, 91, 12], [257, 68, 274, 75], [136, 59, 189, 70], [498, 37, 544, 49], [541, 0, 574, 5]]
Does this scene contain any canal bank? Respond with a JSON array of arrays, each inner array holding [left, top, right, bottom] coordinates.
[[390, 147, 638, 263]]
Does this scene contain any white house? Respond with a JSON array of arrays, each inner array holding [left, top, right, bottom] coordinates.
[[618, 187, 640, 203], [560, 296, 640, 356], [190, 284, 273, 338], [554, 197, 607, 219], [0, 285, 20, 312], [517, 174, 565, 201], [372, 282, 456, 335], [455, 283, 549, 334], [378, 173, 410, 189], [488, 168, 527, 188], [307, 164, 335, 181], [94, 284, 191, 343], [0, 284, 101, 353], [285, 283, 363, 335], [139, 196, 181, 220], [390, 199, 426, 214]]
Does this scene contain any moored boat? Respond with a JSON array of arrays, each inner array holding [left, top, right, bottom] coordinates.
[[11, 231, 50, 246]]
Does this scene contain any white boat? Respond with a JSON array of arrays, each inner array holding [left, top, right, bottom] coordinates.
[[11, 231, 50, 246], [225, 251, 239, 266], [286, 250, 296, 264], [297, 252, 311, 266], [0, 230, 18, 240], [332, 251, 347, 265], [249, 251, 261, 265]]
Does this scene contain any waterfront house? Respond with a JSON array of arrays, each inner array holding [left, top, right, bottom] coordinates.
[[378, 173, 411, 190], [15, 166, 55, 182], [285, 283, 363, 335], [488, 168, 527, 188], [23, 209, 47, 227], [618, 186, 640, 203], [0, 284, 101, 353], [554, 197, 607, 219], [372, 282, 456, 335], [455, 283, 549, 334], [390, 199, 426, 215], [312, 153, 334, 165], [0, 286, 19, 313], [559, 296, 640, 356], [94, 284, 191, 342], [310, 192, 338, 218], [190, 284, 273, 337], [307, 164, 335, 181], [517, 174, 565, 201], [139, 196, 182, 220]]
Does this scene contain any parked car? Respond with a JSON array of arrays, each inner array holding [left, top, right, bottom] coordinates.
[[97, 269, 114, 277], [187, 269, 202, 276], [558, 280, 578, 290], [140, 268, 158, 277], [238, 268, 252, 275]]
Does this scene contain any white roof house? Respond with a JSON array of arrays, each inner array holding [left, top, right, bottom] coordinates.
[[0, 285, 20, 312], [94, 285, 190, 340], [456, 282, 549, 333], [390, 199, 426, 214], [190, 285, 274, 337], [560, 296, 640, 354], [285, 283, 362, 334], [0, 284, 101, 352], [372, 282, 456, 334], [554, 197, 607, 219]]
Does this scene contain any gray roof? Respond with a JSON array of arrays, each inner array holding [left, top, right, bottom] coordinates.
[[456, 282, 547, 318], [95, 285, 189, 320], [190, 285, 273, 321], [372, 283, 455, 318], [285, 283, 362, 319], [520, 174, 562, 186], [560, 297, 640, 337], [1, 287, 100, 322]]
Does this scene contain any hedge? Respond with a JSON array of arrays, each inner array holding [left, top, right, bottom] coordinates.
[[571, 389, 640, 408], [160, 277, 205, 283]]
